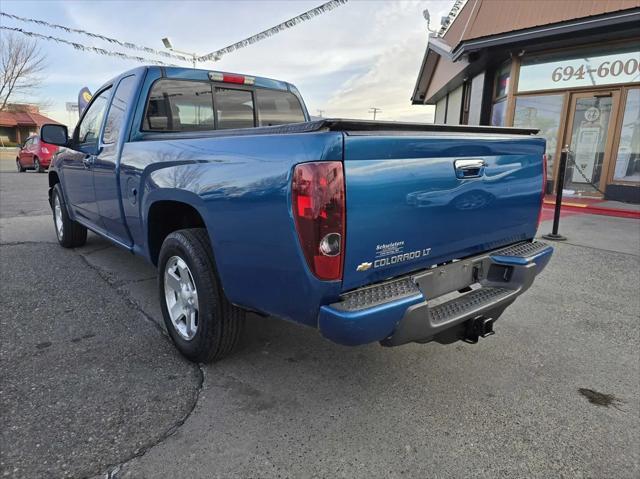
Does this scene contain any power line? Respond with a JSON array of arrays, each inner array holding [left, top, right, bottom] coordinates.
[[0, 11, 191, 63], [1, 1, 350, 67], [1, 1, 349, 65], [0, 26, 177, 66], [369, 107, 382, 120], [197, 0, 349, 62]]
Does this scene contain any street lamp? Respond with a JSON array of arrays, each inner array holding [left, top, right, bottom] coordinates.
[[161, 37, 198, 68]]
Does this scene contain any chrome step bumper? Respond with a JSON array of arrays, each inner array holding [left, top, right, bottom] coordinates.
[[319, 241, 553, 347]]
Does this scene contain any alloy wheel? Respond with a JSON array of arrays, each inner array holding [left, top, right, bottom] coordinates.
[[164, 256, 199, 340], [54, 194, 64, 240]]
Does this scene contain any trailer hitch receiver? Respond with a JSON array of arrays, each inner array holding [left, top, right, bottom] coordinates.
[[463, 316, 495, 344]]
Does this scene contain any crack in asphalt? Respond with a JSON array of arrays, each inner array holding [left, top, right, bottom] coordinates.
[[0, 212, 208, 478], [69, 246, 206, 479], [101, 364, 206, 479]]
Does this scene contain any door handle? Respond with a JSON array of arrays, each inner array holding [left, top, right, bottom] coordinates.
[[454, 159, 486, 179], [82, 155, 96, 169]]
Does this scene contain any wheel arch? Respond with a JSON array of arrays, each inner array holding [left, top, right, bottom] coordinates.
[[48, 170, 60, 187], [48, 170, 61, 206], [146, 199, 208, 266]]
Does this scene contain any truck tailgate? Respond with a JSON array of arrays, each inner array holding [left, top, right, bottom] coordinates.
[[342, 133, 546, 291]]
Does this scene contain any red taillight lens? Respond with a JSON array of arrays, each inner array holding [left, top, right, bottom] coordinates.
[[291, 161, 345, 281], [537, 154, 548, 228]]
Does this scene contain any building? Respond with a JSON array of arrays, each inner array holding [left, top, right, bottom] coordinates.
[[412, 0, 640, 203], [0, 104, 60, 146]]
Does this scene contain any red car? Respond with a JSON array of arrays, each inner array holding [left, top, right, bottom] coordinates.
[[16, 134, 58, 173]]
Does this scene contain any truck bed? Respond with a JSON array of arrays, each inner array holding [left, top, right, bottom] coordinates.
[[139, 119, 539, 141]]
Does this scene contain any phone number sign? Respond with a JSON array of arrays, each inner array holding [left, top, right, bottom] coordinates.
[[518, 50, 640, 92]]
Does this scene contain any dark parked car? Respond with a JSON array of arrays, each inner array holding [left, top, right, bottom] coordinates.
[[16, 134, 58, 173]]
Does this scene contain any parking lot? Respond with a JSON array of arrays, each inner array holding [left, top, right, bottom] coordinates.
[[1, 161, 639, 478]]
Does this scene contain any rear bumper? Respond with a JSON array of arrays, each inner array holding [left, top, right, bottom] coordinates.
[[318, 241, 553, 346]]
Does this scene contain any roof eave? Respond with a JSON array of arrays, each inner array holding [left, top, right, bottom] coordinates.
[[450, 8, 640, 60], [411, 36, 454, 105]]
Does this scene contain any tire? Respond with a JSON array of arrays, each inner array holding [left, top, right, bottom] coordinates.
[[158, 228, 244, 363], [52, 183, 87, 248], [34, 157, 44, 173], [16, 159, 25, 172]]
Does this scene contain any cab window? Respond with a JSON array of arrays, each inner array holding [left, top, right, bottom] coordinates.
[[214, 88, 255, 130], [103, 75, 137, 144], [256, 89, 305, 126], [143, 79, 306, 132], [77, 88, 111, 147], [144, 79, 214, 132]]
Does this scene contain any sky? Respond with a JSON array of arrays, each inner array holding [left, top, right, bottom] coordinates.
[[1, 0, 454, 127]]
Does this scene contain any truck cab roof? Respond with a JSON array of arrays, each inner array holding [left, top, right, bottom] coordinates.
[[100, 65, 297, 93]]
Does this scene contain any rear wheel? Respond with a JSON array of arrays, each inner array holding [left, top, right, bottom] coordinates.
[[52, 183, 87, 248], [158, 228, 244, 363], [16, 159, 25, 172], [34, 157, 44, 173]]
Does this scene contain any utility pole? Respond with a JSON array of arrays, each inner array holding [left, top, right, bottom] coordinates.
[[317, 109, 325, 118], [369, 107, 382, 120]]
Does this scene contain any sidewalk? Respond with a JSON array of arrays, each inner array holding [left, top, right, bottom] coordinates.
[[543, 194, 640, 220]]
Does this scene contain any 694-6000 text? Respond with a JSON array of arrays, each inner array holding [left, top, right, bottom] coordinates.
[[552, 58, 639, 83]]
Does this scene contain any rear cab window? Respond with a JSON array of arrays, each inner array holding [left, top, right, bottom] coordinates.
[[143, 78, 305, 133], [256, 89, 305, 126]]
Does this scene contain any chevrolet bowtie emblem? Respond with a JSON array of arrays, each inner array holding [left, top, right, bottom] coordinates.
[[356, 262, 372, 272]]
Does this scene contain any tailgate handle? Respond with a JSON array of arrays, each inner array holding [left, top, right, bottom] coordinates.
[[454, 159, 485, 179]]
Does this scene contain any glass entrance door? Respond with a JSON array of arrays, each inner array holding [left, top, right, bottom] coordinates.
[[562, 91, 620, 196]]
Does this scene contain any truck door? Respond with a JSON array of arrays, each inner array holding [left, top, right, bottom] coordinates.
[[60, 87, 111, 226], [93, 75, 138, 246]]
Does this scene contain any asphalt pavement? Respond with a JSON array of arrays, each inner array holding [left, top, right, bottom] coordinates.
[[1, 165, 638, 478]]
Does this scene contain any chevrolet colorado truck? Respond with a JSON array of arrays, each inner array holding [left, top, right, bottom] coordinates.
[[41, 66, 552, 363]]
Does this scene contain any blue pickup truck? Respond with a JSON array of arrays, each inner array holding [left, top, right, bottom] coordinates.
[[41, 66, 552, 363]]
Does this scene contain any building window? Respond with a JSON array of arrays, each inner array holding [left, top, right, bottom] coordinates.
[[491, 99, 507, 126], [461, 81, 472, 125], [490, 62, 511, 127], [446, 85, 464, 125], [435, 96, 447, 124], [513, 94, 564, 178], [613, 88, 640, 182], [518, 45, 640, 93], [494, 61, 511, 100]]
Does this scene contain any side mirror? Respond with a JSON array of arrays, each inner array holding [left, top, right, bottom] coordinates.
[[40, 124, 69, 147]]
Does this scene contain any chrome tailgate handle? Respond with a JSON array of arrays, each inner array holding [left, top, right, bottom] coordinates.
[[454, 159, 485, 178]]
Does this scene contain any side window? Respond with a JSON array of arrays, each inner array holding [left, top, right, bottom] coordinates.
[[77, 88, 111, 146], [256, 89, 305, 126], [144, 79, 214, 132], [103, 75, 137, 144], [215, 88, 254, 130]]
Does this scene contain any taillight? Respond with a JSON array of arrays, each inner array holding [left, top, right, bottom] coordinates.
[[291, 161, 345, 281], [208, 71, 255, 85], [537, 154, 548, 228]]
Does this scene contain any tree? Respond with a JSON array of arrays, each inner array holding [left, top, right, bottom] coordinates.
[[0, 33, 47, 111]]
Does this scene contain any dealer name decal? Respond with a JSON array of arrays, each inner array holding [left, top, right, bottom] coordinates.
[[356, 240, 431, 272]]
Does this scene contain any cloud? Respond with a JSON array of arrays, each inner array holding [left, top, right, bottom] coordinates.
[[3, 0, 454, 125]]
